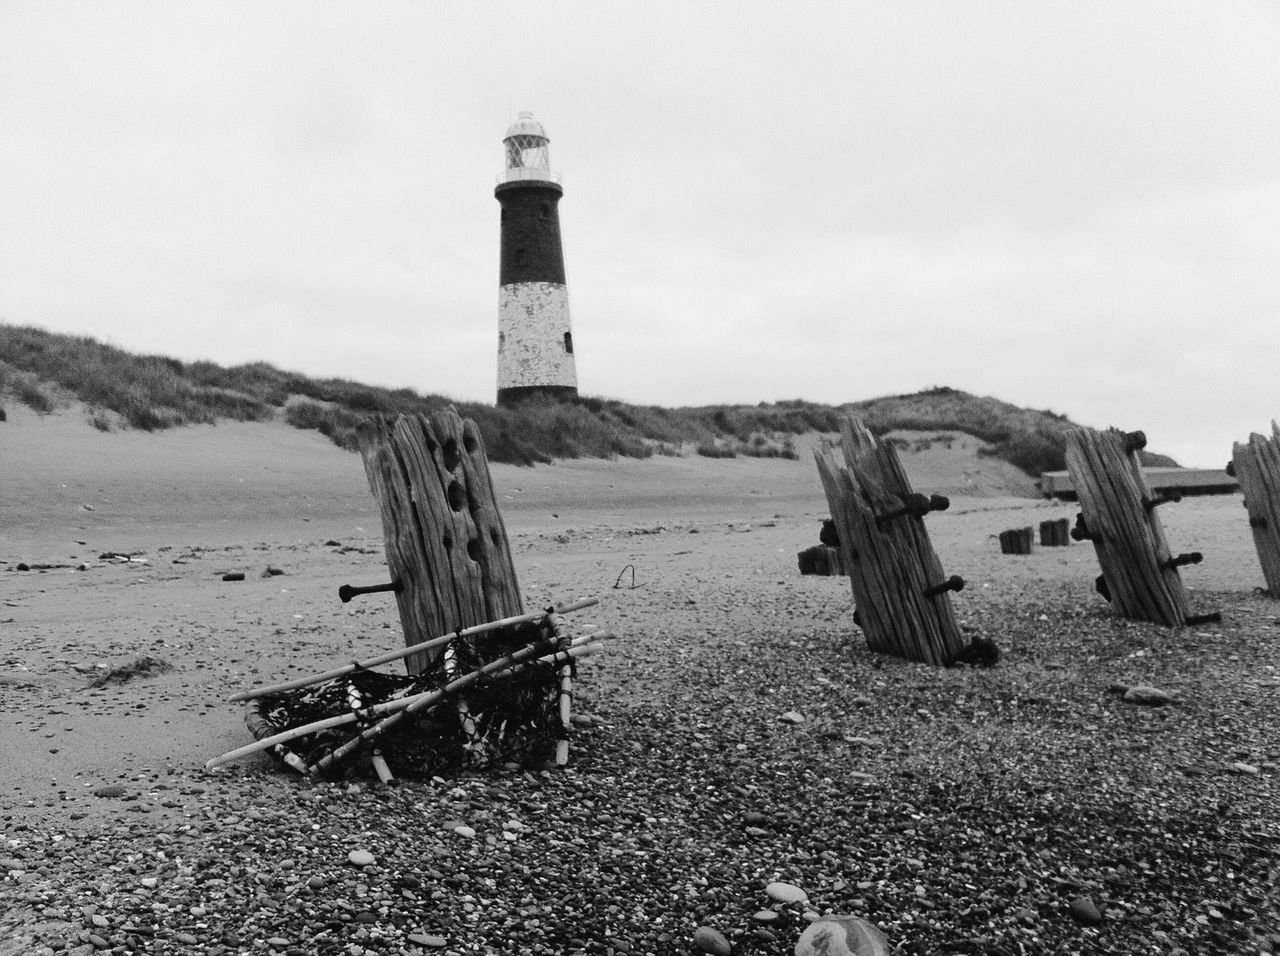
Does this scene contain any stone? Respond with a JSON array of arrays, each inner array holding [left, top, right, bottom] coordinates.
[[347, 849, 376, 868], [779, 711, 805, 724], [743, 811, 769, 827], [1231, 762, 1260, 775], [1068, 895, 1104, 926], [752, 909, 779, 923], [765, 881, 808, 905], [92, 785, 127, 798], [452, 825, 477, 838], [406, 935, 447, 949], [692, 926, 732, 955], [795, 916, 891, 956], [1122, 685, 1175, 706]]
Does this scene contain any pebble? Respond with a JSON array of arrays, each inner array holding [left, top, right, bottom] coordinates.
[[764, 881, 808, 905], [1231, 762, 1260, 775], [779, 711, 805, 724], [92, 785, 127, 798], [1122, 685, 1175, 706], [796, 916, 891, 956], [691, 925, 732, 955], [407, 934, 447, 949], [452, 825, 477, 838], [1068, 895, 1105, 926], [347, 849, 376, 868], [752, 909, 779, 923]]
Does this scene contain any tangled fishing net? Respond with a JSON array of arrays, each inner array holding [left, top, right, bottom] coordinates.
[[249, 618, 569, 778]]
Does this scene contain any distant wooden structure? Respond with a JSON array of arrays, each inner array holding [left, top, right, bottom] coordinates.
[[998, 527, 1034, 555], [1039, 518, 1070, 547], [357, 410, 524, 673], [797, 545, 847, 576], [1230, 421, 1280, 596], [1038, 466, 1238, 501], [1065, 427, 1215, 627], [814, 418, 966, 666]]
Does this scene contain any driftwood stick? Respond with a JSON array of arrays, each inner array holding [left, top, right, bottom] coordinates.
[[227, 598, 598, 702], [309, 641, 605, 775], [485, 632, 616, 680], [370, 750, 394, 783], [555, 663, 574, 767]]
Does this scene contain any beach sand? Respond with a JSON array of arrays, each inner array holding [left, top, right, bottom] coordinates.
[[0, 404, 1262, 829], [2, 405, 1275, 955]]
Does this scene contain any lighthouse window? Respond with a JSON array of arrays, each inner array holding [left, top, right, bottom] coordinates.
[[540, 203, 550, 220], [563, 332, 574, 354]]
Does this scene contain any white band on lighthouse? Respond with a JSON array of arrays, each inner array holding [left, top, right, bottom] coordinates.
[[498, 282, 577, 392]]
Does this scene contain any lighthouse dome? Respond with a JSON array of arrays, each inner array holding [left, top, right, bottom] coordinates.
[[504, 111, 548, 142]]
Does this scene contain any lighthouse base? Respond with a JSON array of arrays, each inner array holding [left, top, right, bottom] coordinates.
[[497, 384, 579, 408]]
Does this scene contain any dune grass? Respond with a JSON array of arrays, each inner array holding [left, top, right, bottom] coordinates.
[[0, 322, 1171, 473]]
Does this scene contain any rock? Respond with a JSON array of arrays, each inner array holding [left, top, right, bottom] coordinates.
[[692, 925, 732, 955], [743, 811, 769, 827], [752, 909, 779, 923], [765, 881, 808, 905], [347, 849, 376, 868], [1231, 762, 1261, 775], [795, 916, 891, 956], [779, 711, 805, 724], [1068, 895, 1105, 926], [407, 934, 447, 949], [1122, 685, 1175, 706], [93, 785, 127, 798], [452, 825, 477, 838]]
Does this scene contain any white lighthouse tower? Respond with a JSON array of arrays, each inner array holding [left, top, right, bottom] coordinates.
[[494, 111, 579, 406]]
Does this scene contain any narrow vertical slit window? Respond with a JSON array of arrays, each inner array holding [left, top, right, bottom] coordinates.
[[563, 332, 574, 354]]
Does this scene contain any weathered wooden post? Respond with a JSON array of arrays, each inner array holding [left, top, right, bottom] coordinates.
[[1065, 426, 1215, 627], [998, 527, 1034, 554], [813, 417, 968, 666], [1039, 518, 1070, 547], [356, 409, 524, 674], [1230, 421, 1280, 596]]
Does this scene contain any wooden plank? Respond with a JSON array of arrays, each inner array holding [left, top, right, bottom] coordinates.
[[1234, 421, 1280, 595], [1065, 427, 1193, 626], [813, 418, 964, 666], [358, 410, 524, 674]]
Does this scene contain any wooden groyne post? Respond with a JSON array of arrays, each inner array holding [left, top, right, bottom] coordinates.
[[1230, 421, 1280, 596], [356, 410, 524, 674], [1065, 426, 1214, 627], [813, 418, 967, 666], [1039, 518, 1070, 547]]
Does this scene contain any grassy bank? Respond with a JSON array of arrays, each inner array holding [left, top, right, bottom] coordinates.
[[0, 323, 1173, 473]]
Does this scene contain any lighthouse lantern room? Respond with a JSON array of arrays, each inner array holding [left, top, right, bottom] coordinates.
[[495, 111, 578, 406]]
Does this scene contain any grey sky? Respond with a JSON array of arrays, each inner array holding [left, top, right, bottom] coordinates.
[[2, 2, 1277, 466]]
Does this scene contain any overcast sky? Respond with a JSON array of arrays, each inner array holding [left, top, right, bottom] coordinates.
[[2, 2, 1278, 466]]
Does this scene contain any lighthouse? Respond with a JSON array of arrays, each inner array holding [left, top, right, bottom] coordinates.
[[495, 111, 579, 406]]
